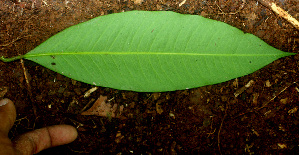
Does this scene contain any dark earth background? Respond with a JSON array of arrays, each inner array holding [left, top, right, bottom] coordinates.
[[0, 0, 298, 154]]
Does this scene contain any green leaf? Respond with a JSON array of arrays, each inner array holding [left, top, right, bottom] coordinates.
[[1, 11, 295, 92]]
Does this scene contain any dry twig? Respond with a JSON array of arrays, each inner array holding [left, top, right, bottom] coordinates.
[[258, 0, 299, 30], [218, 105, 228, 155], [255, 82, 296, 110], [20, 59, 37, 116]]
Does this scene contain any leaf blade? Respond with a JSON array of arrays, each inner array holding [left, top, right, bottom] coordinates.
[[24, 11, 295, 92]]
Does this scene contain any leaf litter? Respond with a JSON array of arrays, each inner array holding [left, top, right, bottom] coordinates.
[[81, 95, 124, 118]]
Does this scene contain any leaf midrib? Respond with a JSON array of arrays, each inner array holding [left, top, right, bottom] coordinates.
[[25, 52, 288, 58]]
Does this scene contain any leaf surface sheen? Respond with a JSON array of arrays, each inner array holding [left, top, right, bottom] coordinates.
[[25, 11, 294, 92]]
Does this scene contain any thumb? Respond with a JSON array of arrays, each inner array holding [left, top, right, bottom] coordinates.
[[0, 98, 16, 136]]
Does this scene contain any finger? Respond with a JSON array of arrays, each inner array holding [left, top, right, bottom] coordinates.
[[0, 98, 16, 136], [13, 125, 78, 155]]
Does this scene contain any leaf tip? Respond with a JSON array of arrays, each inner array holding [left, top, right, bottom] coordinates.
[[285, 52, 297, 57]]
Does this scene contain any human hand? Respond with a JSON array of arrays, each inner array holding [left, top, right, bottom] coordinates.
[[0, 98, 78, 155]]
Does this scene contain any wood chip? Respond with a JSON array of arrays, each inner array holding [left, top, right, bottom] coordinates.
[[232, 78, 238, 87], [179, 0, 186, 7], [133, 0, 143, 5], [277, 143, 287, 149], [265, 80, 271, 87], [156, 102, 163, 114], [84, 87, 98, 98], [252, 93, 259, 106], [234, 87, 245, 97], [280, 98, 288, 104], [234, 80, 254, 97], [245, 80, 254, 88], [288, 107, 298, 114]]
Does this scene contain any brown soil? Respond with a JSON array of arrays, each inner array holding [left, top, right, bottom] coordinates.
[[0, 0, 298, 154]]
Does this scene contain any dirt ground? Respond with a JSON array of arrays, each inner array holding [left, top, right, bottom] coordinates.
[[0, 0, 298, 154]]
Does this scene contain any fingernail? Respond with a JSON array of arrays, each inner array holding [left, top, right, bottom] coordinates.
[[0, 98, 9, 107]]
